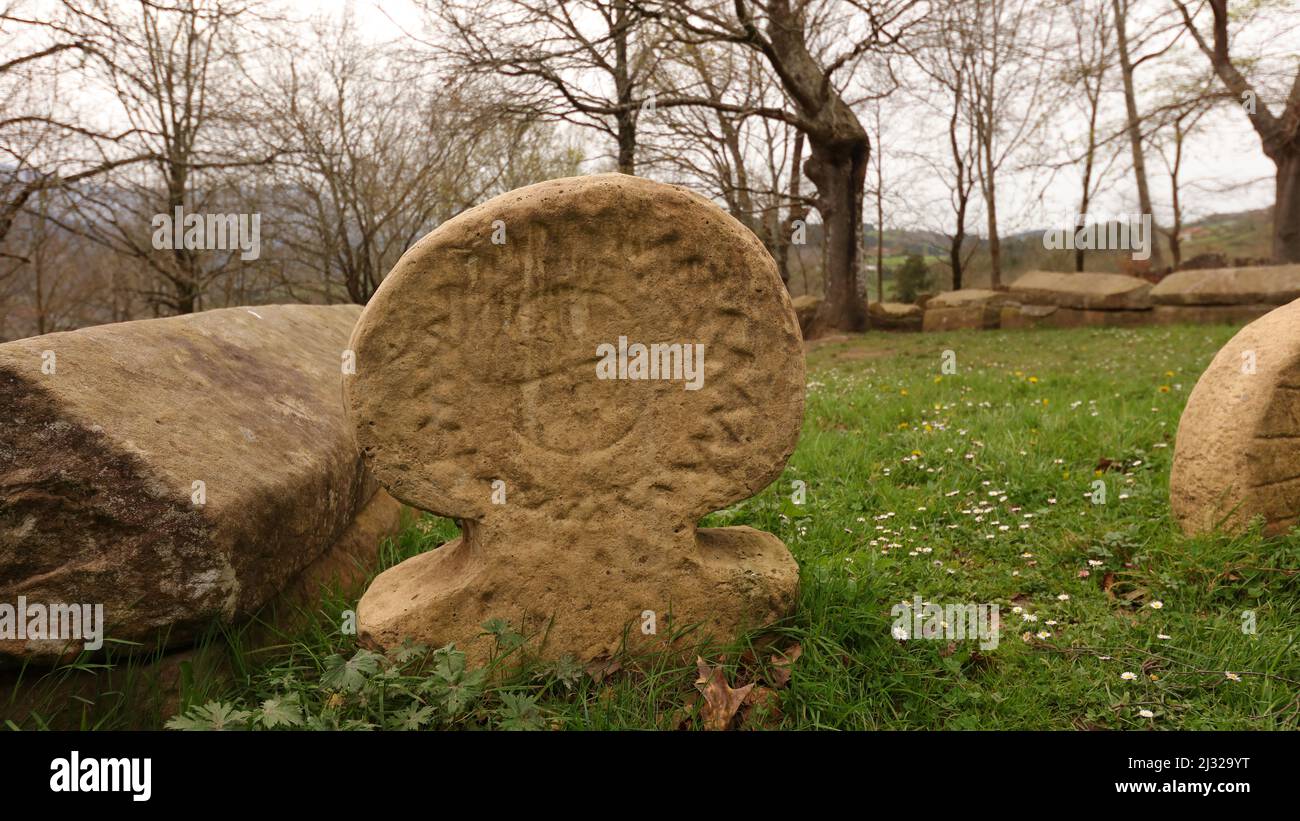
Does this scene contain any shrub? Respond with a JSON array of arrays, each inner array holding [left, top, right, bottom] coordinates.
[[894, 254, 934, 303]]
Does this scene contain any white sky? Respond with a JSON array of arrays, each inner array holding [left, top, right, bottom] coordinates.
[[31, 0, 1298, 235], [326, 0, 1285, 235]]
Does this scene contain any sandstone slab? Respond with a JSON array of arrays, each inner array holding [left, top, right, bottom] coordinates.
[[1010, 270, 1152, 310], [923, 304, 1003, 332], [0, 305, 397, 665], [867, 301, 922, 332], [1151, 265, 1300, 306], [791, 294, 821, 338], [999, 304, 1151, 330], [344, 173, 804, 666], [925, 288, 1012, 309], [1171, 298, 1300, 535], [1151, 304, 1275, 326]]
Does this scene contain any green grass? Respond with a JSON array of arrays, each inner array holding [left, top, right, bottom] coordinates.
[[7, 322, 1299, 730]]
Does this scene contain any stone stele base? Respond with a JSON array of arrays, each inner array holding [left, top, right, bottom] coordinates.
[[358, 522, 799, 666]]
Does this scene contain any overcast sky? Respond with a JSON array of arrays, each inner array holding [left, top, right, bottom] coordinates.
[[60, 0, 1297, 235]]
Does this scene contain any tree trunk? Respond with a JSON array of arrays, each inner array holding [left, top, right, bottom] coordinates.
[[1077, 98, 1100, 272], [1112, 0, 1163, 270], [1167, 119, 1186, 270], [1276, 150, 1300, 262], [614, 0, 636, 174], [616, 114, 636, 175], [804, 139, 868, 335], [777, 130, 806, 289], [985, 168, 1002, 288], [757, 0, 870, 336], [950, 218, 966, 291]]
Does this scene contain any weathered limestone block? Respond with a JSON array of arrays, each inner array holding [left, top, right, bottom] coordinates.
[[1151, 304, 1275, 326], [999, 304, 1151, 330], [925, 288, 1010, 309], [1009, 270, 1152, 310], [867, 301, 923, 332], [922, 306, 999, 332], [999, 303, 1060, 330], [1171, 298, 1300, 535], [791, 294, 821, 338], [1152, 265, 1300, 306], [0, 305, 399, 664], [921, 289, 1015, 332], [344, 173, 804, 665]]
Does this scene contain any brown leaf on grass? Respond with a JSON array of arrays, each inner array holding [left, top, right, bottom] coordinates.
[[769, 643, 803, 688], [695, 656, 754, 731], [741, 686, 783, 729], [585, 657, 622, 683], [1102, 571, 1116, 594]]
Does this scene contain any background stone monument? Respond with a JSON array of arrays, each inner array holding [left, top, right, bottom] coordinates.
[[1171, 297, 1300, 535]]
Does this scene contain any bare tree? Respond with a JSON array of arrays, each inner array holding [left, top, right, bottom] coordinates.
[[1149, 69, 1222, 268], [1175, 0, 1300, 263], [965, 0, 1057, 288], [426, 0, 662, 173], [912, 0, 981, 290], [1111, 0, 1192, 270], [641, 39, 804, 285], [646, 0, 927, 335], [1063, 0, 1116, 272], [871, 99, 884, 301], [257, 9, 587, 305], [52, 0, 276, 315], [0, 1, 150, 253], [778, 128, 809, 289]]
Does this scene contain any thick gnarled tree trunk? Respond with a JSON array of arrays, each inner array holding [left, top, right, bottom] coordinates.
[[803, 139, 869, 334], [1275, 151, 1300, 262]]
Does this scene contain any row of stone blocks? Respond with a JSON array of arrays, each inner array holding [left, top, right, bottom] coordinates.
[[928, 268, 1300, 332], [795, 267, 1300, 335]]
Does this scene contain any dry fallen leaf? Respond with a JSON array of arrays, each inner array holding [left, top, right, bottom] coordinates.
[[585, 657, 622, 683], [770, 643, 803, 688], [741, 686, 783, 729], [695, 656, 754, 731]]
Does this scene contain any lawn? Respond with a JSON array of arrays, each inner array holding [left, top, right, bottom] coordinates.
[[9, 322, 1300, 730]]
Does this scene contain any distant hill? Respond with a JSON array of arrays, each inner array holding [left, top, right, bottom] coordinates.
[[786, 208, 1273, 299]]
